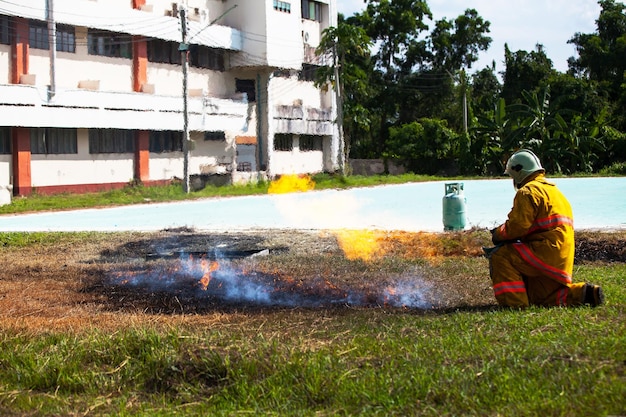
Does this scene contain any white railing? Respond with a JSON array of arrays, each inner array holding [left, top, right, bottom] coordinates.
[[0, 84, 249, 132], [273, 104, 334, 135]]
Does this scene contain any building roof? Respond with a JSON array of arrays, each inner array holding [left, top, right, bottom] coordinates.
[[0, 0, 243, 50]]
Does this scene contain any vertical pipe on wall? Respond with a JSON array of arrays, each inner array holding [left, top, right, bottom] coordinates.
[[47, 0, 56, 100]]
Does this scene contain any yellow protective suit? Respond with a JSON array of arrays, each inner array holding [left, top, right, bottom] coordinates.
[[489, 173, 586, 307]]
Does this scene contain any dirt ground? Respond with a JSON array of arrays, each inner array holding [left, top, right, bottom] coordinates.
[[0, 229, 624, 334]]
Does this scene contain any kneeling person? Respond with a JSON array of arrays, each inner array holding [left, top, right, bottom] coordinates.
[[487, 149, 604, 308]]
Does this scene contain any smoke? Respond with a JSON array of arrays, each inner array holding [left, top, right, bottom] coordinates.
[[108, 254, 432, 309]]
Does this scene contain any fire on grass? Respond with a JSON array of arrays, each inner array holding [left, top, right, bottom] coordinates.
[[101, 175, 488, 312]]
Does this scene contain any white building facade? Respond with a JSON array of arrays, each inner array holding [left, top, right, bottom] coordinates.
[[0, 0, 339, 198]]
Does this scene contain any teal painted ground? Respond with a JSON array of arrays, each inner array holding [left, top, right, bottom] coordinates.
[[0, 178, 624, 232]]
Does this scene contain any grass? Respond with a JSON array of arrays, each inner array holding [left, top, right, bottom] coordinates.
[[0, 172, 624, 415], [0, 231, 624, 416], [0, 173, 450, 215], [1, 288, 624, 416]]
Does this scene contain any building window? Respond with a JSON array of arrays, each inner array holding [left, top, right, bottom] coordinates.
[[29, 20, 48, 50], [147, 38, 181, 64], [204, 131, 226, 141], [300, 135, 322, 151], [30, 128, 77, 154], [149, 131, 183, 153], [274, 134, 293, 151], [1, 15, 10, 45], [302, 0, 322, 21], [236, 79, 256, 103], [88, 29, 131, 58], [0, 127, 10, 154], [56, 24, 75, 53], [299, 63, 319, 82], [89, 129, 135, 154], [28, 21, 75, 52], [273, 1, 291, 13], [190, 45, 224, 71]]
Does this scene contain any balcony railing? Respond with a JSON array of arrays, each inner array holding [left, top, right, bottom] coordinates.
[[0, 84, 249, 132], [273, 104, 334, 135]]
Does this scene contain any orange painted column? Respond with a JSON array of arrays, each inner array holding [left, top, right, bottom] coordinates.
[[11, 17, 29, 84], [12, 128, 32, 196], [132, 37, 149, 182], [132, 0, 146, 9], [132, 36, 148, 92], [135, 130, 150, 182]]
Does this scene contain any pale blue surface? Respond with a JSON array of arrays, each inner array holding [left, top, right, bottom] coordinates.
[[0, 177, 624, 232]]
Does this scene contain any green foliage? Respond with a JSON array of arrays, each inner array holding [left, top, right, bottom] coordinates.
[[338, 1, 626, 176], [387, 118, 458, 174]]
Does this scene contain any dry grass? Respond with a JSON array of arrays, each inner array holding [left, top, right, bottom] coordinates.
[[1, 229, 623, 335]]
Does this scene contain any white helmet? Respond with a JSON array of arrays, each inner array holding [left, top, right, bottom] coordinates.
[[504, 149, 545, 188]]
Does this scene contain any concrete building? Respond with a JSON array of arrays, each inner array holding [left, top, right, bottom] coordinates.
[[0, 0, 340, 201]]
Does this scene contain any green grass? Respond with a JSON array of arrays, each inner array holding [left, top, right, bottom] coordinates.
[[0, 175, 624, 416], [1, 263, 624, 416], [0, 174, 450, 215]]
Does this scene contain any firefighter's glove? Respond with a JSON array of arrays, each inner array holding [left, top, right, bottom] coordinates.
[[490, 227, 502, 245]]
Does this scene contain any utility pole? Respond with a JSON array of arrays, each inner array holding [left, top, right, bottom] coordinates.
[[178, 4, 236, 193], [47, 0, 56, 100], [333, 42, 345, 175], [460, 69, 468, 134], [179, 7, 190, 193]]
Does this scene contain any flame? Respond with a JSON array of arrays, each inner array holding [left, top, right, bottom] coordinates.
[[198, 259, 219, 290], [268, 174, 315, 194], [335, 229, 386, 262]]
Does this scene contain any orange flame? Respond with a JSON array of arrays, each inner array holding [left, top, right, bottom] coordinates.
[[335, 229, 386, 262], [198, 259, 219, 290], [268, 174, 315, 194]]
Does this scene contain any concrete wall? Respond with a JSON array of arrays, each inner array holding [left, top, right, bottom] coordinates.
[[349, 159, 407, 176]]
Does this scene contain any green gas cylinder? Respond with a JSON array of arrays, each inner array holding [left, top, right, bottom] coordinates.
[[442, 182, 467, 231]]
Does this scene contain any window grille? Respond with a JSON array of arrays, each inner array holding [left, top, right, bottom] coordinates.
[[236, 79, 256, 102], [56, 25, 75, 52], [300, 135, 322, 151], [299, 63, 319, 82], [148, 38, 182, 64], [149, 131, 183, 153], [30, 128, 77, 154], [302, 0, 322, 21], [88, 29, 131, 58], [204, 131, 226, 141], [274, 134, 293, 151], [273, 1, 291, 13], [28, 21, 75, 52], [0, 15, 10, 45], [89, 129, 135, 154], [29, 20, 48, 50], [0, 127, 10, 154], [189, 45, 225, 71]]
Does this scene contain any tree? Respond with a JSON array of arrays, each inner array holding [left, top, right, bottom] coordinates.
[[429, 9, 492, 71], [568, 0, 626, 130], [471, 98, 510, 175], [471, 63, 501, 117], [500, 44, 556, 105], [428, 9, 491, 132], [355, 0, 433, 154], [386, 118, 458, 174], [317, 15, 374, 163]]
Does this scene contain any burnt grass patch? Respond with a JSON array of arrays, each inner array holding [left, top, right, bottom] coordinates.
[[1, 229, 624, 332]]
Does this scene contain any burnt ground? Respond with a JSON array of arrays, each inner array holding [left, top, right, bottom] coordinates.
[[0, 229, 624, 333]]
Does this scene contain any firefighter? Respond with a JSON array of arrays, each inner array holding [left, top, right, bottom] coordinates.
[[486, 149, 604, 308]]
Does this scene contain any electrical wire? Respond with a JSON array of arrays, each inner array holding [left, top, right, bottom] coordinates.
[[3, 2, 447, 106]]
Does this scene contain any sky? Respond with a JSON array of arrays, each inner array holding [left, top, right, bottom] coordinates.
[[336, 0, 602, 74]]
